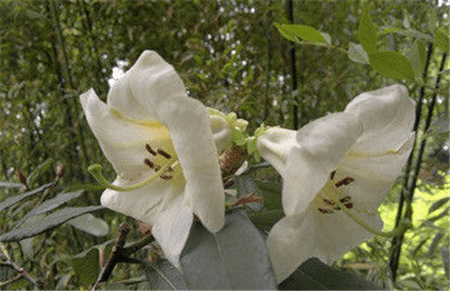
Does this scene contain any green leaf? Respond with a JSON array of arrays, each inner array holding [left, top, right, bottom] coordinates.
[[380, 27, 432, 41], [180, 209, 277, 289], [406, 40, 426, 84], [71, 242, 114, 286], [348, 42, 369, 64], [435, 27, 450, 52], [144, 259, 188, 290], [14, 190, 84, 229], [0, 183, 53, 213], [428, 197, 450, 214], [71, 247, 100, 286], [368, 51, 415, 81], [358, 7, 377, 54], [275, 23, 330, 44], [0, 181, 23, 188], [0, 206, 104, 242], [279, 257, 381, 290], [248, 209, 284, 232], [67, 213, 109, 237], [254, 180, 282, 210]]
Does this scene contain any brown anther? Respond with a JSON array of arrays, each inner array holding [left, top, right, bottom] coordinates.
[[154, 166, 161, 172], [167, 167, 174, 172], [330, 170, 336, 180], [344, 203, 353, 209], [339, 196, 351, 203], [160, 175, 173, 180], [318, 208, 333, 214], [145, 144, 157, 156], [322, 198, 335, 206], [157, 149, 172, 159], [144, 158, 155, 168], [335, 177, 354, 188]]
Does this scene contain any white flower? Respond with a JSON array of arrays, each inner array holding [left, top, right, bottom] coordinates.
[[257, 84, 415, 282], [80, 51, 232, 267]]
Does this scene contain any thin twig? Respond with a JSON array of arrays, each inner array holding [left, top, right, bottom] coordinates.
[[0, 254, 44, 290], [91, 223, 155, 290]]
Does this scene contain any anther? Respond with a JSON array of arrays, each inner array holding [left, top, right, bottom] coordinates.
[[330, 170, 336, 180], [144, 158, 155, 168], [339, 196, 351, 203], [318, 208, 333, 214], [157, 149, 172, 159], [154, 165, 161, 172], [323, 198, 335, 206], [335, 177, 354, 188], [344, 203, 353, 209], [160, 175, 173, 180], [145, 144, 157, 156]]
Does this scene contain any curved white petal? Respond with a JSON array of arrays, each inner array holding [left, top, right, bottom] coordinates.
[[268, 207, 382, 283], [257, 127, 297, 177], [345, 84, 415, 154], [80, 51, 228, 267], [283, 113, 363, 215]]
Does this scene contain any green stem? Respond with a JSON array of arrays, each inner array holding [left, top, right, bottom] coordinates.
[[88, 158, 178, 192], [324, 190, 412, 238]]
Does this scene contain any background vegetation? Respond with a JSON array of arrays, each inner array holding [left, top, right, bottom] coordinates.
[[0, 0, 448, 290]]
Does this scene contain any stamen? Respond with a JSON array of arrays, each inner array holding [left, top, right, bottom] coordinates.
[[339, 196, 351, 203], [330, 170, 336, 180], [157, 149, 172, 159], [145, 144, 157, 156], [335, 177, 354, 188], [323, 198, 335, 206], [318, 208, 333, 214], [154, 165, 161, 172], [160, 175, 173, 180], [322, 188, 412, 238], [344, 202, 353, 209], [87, 157, 179, 192], [144, 158, 155, 168]]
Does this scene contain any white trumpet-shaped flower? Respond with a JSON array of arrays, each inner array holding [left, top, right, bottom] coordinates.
[[257, 84, 415, 282], [80, 51, 232, 267]]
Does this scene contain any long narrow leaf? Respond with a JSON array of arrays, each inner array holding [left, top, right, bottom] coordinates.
[[0, 183, 53, 213], [0, 206, 104, 242]]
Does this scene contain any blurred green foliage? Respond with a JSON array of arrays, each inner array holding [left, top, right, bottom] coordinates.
[[0, 0, 448, 289]]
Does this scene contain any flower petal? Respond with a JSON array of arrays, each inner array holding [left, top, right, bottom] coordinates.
[[345, 84, 415, 154], [339, 133, 414, 211], [257, 127, 297, 177], [80, 88, 171, 179], [83, 51, 226, 233], [267, 207, 382, 283], [283, 113, 363, 215]]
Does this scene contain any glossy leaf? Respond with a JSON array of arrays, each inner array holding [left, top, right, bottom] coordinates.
[[358, 7, 377, 54], [144, 259, 188, 290], [14, 190, 84, 229], [368, 51, 415, 81], [0, 183, 53, 213], [275, 23, 330, 44], [435, 27, 450, 52], [67, 213, 109, 237], [0, 181, 23, 188], [180, 208, 277, 289], [348, 42, 369, 64], [0, 206, 104, 242], [279, 257, 380, 290]]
